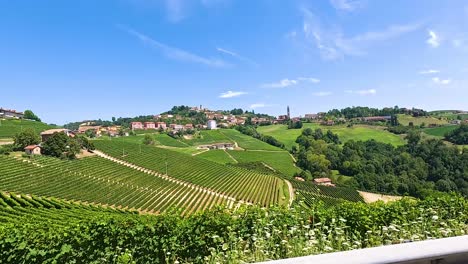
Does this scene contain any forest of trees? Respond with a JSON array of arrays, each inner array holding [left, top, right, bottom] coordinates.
[[445, 124, 468, 145], [327, 106, 428, 119], [294, 128, 468, 197]]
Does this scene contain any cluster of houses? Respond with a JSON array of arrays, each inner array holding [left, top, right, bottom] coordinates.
[[197, 142, 235, 150], [0, 108, 24, 119], [77, 124, 126, 137], [24, 128, 75, 156]]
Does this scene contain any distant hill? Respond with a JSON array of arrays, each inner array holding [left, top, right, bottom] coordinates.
[[0, 119, 58, 138]]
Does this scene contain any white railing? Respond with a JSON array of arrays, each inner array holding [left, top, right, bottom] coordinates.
[[260, 235, 468, 264]]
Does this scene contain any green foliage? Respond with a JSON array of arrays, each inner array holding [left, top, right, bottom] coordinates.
[[143, 134, 154, 145], [13, 128, 40, 150], [23, 109, 41, 122], [287, 120, 303, 129], [236, 125, 285, 149], [41, 132, 80, 159], [1, 192, 466, 263], [445, 124, 468, 145]]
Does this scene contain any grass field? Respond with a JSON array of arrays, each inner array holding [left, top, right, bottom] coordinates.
[[197, 149, 236, 164], [423, 125, 458, 138], [181, 130, 233, 146], [257, 123, 405, 150], [219, 129, 282, 150], [397, 114, 449, 126], [0, 119, 57, 138], [228, 150, 301, 177]]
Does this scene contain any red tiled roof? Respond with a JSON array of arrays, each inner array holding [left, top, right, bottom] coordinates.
[[314, 178, 332, 183], [24, 145, 40, 150]]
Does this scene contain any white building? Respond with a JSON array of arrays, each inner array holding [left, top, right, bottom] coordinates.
[[207, 120, 217, 130]]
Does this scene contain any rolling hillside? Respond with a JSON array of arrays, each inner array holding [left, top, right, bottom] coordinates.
[[93, 140, 288, 207], [0, 155, 232, 214], [257, 123, 405, 150], [0, 119, 57, 138]]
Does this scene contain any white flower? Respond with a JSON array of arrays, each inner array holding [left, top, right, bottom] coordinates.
[[432, 215, 439, 221]]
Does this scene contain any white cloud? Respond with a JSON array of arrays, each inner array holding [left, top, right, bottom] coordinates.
[[432, 77, 451, 85], [301, 8, 421, 60], [330, 0, 362, 11], [313, 91, 332, 96], [219, 91, 247, 98], [216, 47, 258, 67], [250, 103, 267, 109], [261, 78, 298, 88], [298, 77, 320, 83], [261, 77, 320, 88], [346, 89, 377, 95], [165, 0, 186, 22], [419, 69, 440, 74], [427, 30, 440, 48], [120, 25, 228, 67]]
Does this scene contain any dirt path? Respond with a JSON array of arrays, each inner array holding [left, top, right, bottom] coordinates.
[[224, 150, 238, 163], [192, 149, 209, 156], [93, 150, 249, 208], [358, 191, 402, 203], [284, 180, 295, 207]]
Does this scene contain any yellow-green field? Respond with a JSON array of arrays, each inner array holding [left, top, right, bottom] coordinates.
[[0, 119, 57, 138], [397, 114, 449, 126], [257, 123, 405, 150]]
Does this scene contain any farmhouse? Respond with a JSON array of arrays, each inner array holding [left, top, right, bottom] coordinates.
[[184, 124, 193, 129], [170, 124, 184, 131], [40, 129, 75, 142], [78, 125, 102, 136], [313, 177, 335, 187], [131, 122, 144, 130], [24, 145, 41, 155], [0, 108, 24, 119], [451, 120, 462, 125], [305, 114, 319, 120], [321, 120, 335, 126], [197, 143, 235, 150], [144, 122, 156, 130]]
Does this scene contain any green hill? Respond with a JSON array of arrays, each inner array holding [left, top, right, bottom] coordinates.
[[423, 125, 459, 137], [257, 123, 405, 150], [93, 140, 287, 207], [0, 119, 57, 138]]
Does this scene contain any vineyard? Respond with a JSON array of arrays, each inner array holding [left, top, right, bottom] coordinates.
[[0, 155, 234, 214], [93, 140, 287, 207], [219, 129, 282, 150], [182, 130, 233, 146], [228, 150, 301, 177], [0, 119, 56, 138], [292, 180, 364, 206]]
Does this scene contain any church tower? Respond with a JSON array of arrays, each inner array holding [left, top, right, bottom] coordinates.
[[287, 106, 290, 119]]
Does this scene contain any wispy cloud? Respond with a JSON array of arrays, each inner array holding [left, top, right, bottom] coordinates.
[[297, 77, 320, 83], [216, 47, 258, 67], [329, 0, 362, 11], [346, 89, 377, 95], [261, 77, 320, 88], [419, 69, 440, 74], [165, 0, 186, 22], [301, 8, 421, 60], [219, 91, 247, 98], [250, 103, 267, 109], [120, 25, 228, 67], [432, 77, 451, 85], [427, 30, 440, 48], [313, 91, 332, 96]]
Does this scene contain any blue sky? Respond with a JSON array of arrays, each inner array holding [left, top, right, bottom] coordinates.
[[1, 0, 468, 124]]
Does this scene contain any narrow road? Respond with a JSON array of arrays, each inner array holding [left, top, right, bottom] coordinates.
[[224, 150, 239, 163], [284, 180, 295, 207]]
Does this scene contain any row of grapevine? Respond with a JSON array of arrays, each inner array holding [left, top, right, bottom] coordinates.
[[291, 180, 364, 205], [93, 140, 283, 206], [0, 155, 230, 214]]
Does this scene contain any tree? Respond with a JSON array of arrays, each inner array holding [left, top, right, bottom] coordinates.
[[23, 110, 41, 122], [76, 135, 95, 151], [42, 132, 80, 159], [143, 134, 154, 145], [13, 128, 41, 150]]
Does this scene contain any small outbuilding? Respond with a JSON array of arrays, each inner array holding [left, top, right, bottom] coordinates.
[[24, 145, 42, 155]]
